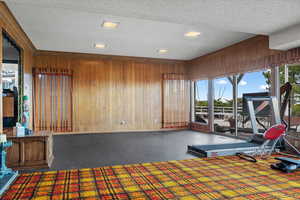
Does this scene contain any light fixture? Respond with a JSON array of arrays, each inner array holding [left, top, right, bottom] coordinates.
[[94, 43, 106, 49], [184, 31, 201, 37], [158, 49, 168, 54], [102, 21, 119, 29]]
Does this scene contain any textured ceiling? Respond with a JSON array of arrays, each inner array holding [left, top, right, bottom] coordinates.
[[4, 0, 300, 60]]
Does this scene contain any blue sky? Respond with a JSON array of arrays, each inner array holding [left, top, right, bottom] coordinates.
[[195, 70, 269, 101]]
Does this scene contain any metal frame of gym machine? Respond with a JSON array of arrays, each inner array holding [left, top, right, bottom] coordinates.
[[188, 96, 281, 157]]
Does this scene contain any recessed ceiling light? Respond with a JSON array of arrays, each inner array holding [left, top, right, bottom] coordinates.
[[184, 31, 201, 37], [102, 21, 119, 29], [94, 43, 106, 49], [158, 49, 168, 54]]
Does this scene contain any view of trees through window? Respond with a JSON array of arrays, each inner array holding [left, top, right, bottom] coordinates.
[[212, 70, 270, 136], [194, 67, 300, 134], [287, 66, 300, 124], [264, 65, 300, 132], [237, 70, 270, 135], [214, 77, 233, 133], [194, 80, 208, 124]]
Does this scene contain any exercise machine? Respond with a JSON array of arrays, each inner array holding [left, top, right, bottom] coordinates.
[[188, 96, 283, 157], [271, 157, 300, 173], [266, 121, 300, 173], [236, 121, 300, 171], [214, 82, 292, 134]]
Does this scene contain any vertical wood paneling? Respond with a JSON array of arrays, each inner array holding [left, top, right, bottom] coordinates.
[[188, 36, 281, 80], [34, 51, 188, 133]]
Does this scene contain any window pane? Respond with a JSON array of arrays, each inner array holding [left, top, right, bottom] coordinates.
[[2, 63, 18, 90], [214, 77, 233, 134], [280, 65, 300, 133], [194, 80, 208, 124], [238, 70, 270, 136]]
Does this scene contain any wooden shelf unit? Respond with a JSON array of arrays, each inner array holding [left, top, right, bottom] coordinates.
[[6, 132, 53, 170]]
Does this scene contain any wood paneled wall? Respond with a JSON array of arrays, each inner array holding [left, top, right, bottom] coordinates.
[[188, 36, 281, 80], [34, 51, 188, 133], [0, 2, 35, 132]]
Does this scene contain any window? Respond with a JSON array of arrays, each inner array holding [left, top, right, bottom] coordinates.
[[2, 32, 22, 129], [194, 80, 208, 124], [279, 64, 300, 133], [237, 69, 270, 135], [214, 77, 233, 133], [2, 63, 18, 90]]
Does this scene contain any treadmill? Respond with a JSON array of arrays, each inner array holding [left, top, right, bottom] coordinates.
[[188, 96, 281, 157]]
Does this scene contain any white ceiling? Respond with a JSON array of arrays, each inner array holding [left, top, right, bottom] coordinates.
[[270, 23, 300, 50], [4, 0, 300, 60]]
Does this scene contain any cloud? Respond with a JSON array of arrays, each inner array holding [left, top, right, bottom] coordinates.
[[217, 80, 227, 85], [260, 84, 269, 90], [239, 80, 247, 86]]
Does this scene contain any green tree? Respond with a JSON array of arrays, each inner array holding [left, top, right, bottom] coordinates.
[[263, 65, 300, 116]]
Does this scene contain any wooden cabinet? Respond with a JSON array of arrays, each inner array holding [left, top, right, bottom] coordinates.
[[6, 133, 53, 170], [3, 96, 14, 117]]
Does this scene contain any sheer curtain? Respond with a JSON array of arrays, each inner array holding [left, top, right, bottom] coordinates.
[[33, 68, 73, 132], [162, 73, 190, 128]]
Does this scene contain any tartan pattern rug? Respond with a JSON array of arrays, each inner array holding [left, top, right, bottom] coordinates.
[[2, 156, 300, 200]]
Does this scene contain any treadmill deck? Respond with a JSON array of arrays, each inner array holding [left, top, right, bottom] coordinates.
[[188, 142, 270, 157]]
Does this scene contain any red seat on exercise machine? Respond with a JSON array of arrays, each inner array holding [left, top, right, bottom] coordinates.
[[264, 124, 286, 140]]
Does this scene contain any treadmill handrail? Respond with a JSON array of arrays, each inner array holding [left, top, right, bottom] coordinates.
[[247, 96, 281, 136]]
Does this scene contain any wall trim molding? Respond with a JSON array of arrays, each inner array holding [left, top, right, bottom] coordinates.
[[52, 128, 189, 135], [35, 50, 186, 65]]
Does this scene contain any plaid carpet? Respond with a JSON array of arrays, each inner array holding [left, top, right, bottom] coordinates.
[[2, 156, 300, 200]]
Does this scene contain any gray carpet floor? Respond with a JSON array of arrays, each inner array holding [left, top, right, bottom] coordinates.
[[41, 130, 244, 171]]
